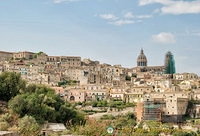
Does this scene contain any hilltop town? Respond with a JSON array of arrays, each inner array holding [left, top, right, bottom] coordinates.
[[0, 49, 200, 136]]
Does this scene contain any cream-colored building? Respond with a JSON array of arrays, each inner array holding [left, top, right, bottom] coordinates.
[[13, 51, 35, 60], [0, 51, 13, 61], [174, 73, 199, 80], [149, 92, 189, 115]]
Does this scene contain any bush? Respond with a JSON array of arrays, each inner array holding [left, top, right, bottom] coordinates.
[[9, 84, 85, 125], [69, 119, 115, 136], [172, 131, 197, 136], [0, 113, 12, 123], [100, 114, 115, 120], [125, 75, 131, 81], [0, 122, 10, 131], [18, 115, 40, 136], [145, 121, 160, 129], [0, 72, 26, 101], [92, 101, 98, 107]]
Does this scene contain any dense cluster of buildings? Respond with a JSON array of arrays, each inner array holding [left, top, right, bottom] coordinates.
[[0, 49, 199, 123]]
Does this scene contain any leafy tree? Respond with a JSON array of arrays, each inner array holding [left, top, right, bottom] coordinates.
[[9, 84, 85, 125], [0, 72, 26, 101], [127, 112, 136, 120], [92, 101, 98, 107], [125, 75, 131, 81], [33, 51, 44, 59], [18, 115, 40, 136]]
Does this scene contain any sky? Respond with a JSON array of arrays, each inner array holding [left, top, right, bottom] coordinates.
[[0, 0, 200, 75]]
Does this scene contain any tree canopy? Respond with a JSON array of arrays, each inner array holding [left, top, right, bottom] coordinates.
[[9, 84, 85, 124], [0, 72, 26, 101]]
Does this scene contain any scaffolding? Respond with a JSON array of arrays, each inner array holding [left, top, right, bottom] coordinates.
[[143, 101, 161, 121]]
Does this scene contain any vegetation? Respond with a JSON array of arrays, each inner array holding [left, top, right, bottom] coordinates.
[[58, 80, 78, 87], [68, 119, 113, 136], [33, 51, 44, 58], [125, 75, 131, 81], [100, 114, 115, 120], [145, 120, 160, 129], [185, 100, 200, 119], [0, 72, 199, 136], [18, 115, 40, 136], [114, 113, 137, 130], [91, 100, 135, 109], [0, 72, 26, 101], [173, 131, 197, 136], [9, 84, 85, 124]]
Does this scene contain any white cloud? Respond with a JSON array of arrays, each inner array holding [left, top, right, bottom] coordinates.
[[53, 0, 80, 3], [152, 32, 176, 44], [139, 0, 200, 15], [109, 20, 135, 26], [193, 33, 200, 36], [139, 0, 173, 6], [99, 12, 150, 26], [161, 1, 200, 15], [135, 15, 152, 18], [124, 12, 134, 18], [99, 14, 118, 20], [124, 12, 152, 18]]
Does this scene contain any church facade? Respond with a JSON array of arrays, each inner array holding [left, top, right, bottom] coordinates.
[[132, 49, 175, 74]]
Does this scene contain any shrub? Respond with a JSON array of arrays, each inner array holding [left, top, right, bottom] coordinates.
[[0, 113, 12, 123], [69, 119, 115, 136], [0, 122, 10, 131], [18, 115, 40, 136], [100, 114, 115, 120]]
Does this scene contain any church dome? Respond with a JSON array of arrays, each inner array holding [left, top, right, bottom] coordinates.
[[137, 49, 147, 67]]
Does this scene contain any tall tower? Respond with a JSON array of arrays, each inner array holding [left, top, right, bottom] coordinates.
[[165, 51, 175, 75], [137, 49, 147, 67]]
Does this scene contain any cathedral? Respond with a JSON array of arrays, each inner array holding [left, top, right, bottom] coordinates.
[[133, 49, 175, 74]]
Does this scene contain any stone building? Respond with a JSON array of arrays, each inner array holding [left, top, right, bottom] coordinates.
[[65, 67, 82, 81], [137, 49, 147, 67], [47, 56, 81, 68], [0, 51, 13, 61], [142, 92, 189, 123], [67, 89, 86, 102], [124, 86, 153, 103], [133, 49, 170, 74], [13, 51, 35, 60], [173, 73, 199, 80]]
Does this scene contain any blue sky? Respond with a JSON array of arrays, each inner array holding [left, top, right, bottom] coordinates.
[[0, 0, 200, 75]]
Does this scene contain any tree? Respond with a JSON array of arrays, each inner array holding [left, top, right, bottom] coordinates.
[[18, 115, 40, 136], [9, 84, 85, 125], [33, 51, 44, 59], [125, 75, 131, 81], [0, 72, 26, 101]]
